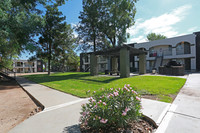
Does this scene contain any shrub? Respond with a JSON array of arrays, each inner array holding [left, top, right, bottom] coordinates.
[[80, 84, 142, 131]]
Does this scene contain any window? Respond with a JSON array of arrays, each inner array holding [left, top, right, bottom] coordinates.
[[37, 61, 41, 65], [85, 56, 89, 63], [176, 42, 190, 55], [100, 56, 106, 62]]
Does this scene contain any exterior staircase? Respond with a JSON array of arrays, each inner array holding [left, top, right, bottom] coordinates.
[[153, 55, 163, 72], [0, 65, 16, 80]]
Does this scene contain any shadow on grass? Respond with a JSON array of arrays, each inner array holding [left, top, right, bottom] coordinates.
[[24, 73, 120, 84]]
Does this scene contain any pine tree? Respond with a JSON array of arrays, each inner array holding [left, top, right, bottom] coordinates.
[[39, 3, 66, 75]]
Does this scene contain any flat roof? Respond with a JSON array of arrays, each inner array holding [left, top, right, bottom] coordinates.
[[88, 44, 147, 56]]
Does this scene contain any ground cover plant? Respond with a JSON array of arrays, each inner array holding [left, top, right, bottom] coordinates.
[[80, 85, 155, 132], [23, 72, 186, 103]]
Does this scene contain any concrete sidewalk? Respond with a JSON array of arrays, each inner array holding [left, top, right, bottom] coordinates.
[[156, 73, 200, 133], [10, 77, 170, 133]]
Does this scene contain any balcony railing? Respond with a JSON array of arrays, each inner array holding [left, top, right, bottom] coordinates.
[[149, 50, 172, 57]]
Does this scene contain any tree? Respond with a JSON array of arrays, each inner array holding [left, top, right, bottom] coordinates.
[[0, 0, 45, 67], [39, 3, 67, 75], [77, 0, 138, 73], [53, 24, 77, 72], [77, 0, 137, 52], [147, 33, 167, 41], [76, 0, 109, 52], [99, 0, 138, 47]]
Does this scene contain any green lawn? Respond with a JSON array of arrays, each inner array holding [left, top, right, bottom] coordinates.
[[23, 72, 186, 103]]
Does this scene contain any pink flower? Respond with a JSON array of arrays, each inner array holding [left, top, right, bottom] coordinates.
[[82, 112, 86, 117], [98, 100, 102, 104], [99, 117, 101, 119], [132, 90, 137, 94], [84, 120, 88, 125], [125, 107, 129, 112], [122, 111, 127, 116], [100, 118, 108, 123], [92, 99, 95, 103], [87, 90, 90, 93], [124, 84, 127, 87], [89, 97, 93, 100], [93, 91, 96, 93], [129, 87, 132, 90], [118, 88, 120, 90], [94, 104, 98, 108], [93, 118, 96, 120], [127, 84, 130, 87], [113, 91, 119, 96], [122, 107, 130, 116], [136, 96, 141, 101], [110, 88, 113, 90], [103, 102, 106, 105], [124, 87, 128, 91]]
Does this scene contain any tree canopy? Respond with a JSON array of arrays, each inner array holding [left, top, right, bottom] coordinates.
[[38, 3, 71, 75], [147, 33, 167, 41], [76, 0, 138, 52], [0, 0, 45, 67]]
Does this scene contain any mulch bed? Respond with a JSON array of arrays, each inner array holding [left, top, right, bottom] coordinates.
[[80, 116, 157, 133]]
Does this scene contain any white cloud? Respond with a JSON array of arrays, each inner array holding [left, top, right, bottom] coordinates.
[[127, 5, 192, 43], [130, 36, 146, 43], [188, 26, 199, 32]]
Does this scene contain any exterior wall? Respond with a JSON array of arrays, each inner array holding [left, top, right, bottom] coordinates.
[[79, 32, 199, 73], [37, 60, 43, 72], [134, 33, 197, 71], [81, 54, 109, 72], [134, 34, 196, 50], [13, 60, 40, 73]]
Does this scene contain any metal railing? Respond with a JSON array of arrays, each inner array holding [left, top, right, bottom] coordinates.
[[0, 64, 16, 79]]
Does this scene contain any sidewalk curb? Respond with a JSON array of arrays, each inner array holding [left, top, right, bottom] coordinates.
[[15, 78, 45, 111]]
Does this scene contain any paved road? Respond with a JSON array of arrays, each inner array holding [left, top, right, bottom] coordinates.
[[9, 76, 170, 133], [156, 73, 200, 133]]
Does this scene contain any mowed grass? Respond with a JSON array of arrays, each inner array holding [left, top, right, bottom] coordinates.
[[23, 72, 186, 103]]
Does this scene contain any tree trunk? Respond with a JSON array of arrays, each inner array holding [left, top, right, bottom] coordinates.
[[93, 31, 96, 52], [48, 57, 50, 75], [62, 59, 65, 73], [48, 42, 52, 75]]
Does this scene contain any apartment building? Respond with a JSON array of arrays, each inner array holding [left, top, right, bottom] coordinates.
[[13, 60, 43, 73], [80, 31, 200, 73]]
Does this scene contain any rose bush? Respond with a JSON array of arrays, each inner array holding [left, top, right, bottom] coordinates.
[[80, 84, 142, 131]]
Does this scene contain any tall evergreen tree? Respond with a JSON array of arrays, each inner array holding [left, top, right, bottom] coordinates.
[[39, 3, 66, 75], [53, 24, 77, 72], [76, 0, 110, 52]]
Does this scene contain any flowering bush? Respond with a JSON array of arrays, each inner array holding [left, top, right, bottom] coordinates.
[[80, 84, 142, 131]]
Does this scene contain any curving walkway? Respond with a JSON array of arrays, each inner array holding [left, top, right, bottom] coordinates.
[[156, 73, 200, 133], [9, 76, 170, 133]]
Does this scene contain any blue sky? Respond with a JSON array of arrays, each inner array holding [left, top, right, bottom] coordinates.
[[21, 0, 200, 59]]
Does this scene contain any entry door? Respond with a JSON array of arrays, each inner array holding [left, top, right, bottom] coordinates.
[[184, 58, 191, 70]]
